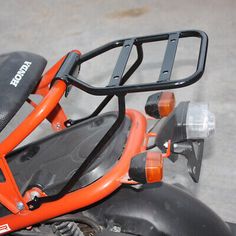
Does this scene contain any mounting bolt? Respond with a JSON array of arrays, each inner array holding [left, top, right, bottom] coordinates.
[[163, 142, 168, 148], [111, 226, 121, 233], [173, 143, 178, 148], [17, 202, 24, 211], [65, 119, 73, 127], [56, 123, 61, 130]]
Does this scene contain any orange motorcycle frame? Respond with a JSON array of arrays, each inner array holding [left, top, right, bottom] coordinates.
[[0, 52, 148, 233], [0, 30, 208, 234]]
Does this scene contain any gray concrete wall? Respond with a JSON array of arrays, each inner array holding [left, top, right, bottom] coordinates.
[[0, 0, 235, 223]]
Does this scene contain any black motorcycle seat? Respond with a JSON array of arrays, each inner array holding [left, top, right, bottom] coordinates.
[[0, 51, 47, 132]]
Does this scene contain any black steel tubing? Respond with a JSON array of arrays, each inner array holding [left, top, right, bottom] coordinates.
[[66, 44, 143, 126], [66, 30, 208, 96], [27, 95, 126, 210]]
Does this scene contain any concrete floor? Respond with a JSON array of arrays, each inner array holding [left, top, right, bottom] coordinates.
[[0, 0, 236, 224]]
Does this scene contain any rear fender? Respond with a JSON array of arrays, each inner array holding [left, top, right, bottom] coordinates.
[[84, 183, 233, 236]]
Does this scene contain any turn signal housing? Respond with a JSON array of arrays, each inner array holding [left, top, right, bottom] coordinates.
[[145, 91, 175, 119], [129, 152, 163, 184]]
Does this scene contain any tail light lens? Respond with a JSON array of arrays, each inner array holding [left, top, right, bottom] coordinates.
[[186, 103, 215, 139]]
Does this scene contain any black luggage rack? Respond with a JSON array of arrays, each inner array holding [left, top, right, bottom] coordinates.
[[27, 30, 208, 209], [57, 30, 208, 96]]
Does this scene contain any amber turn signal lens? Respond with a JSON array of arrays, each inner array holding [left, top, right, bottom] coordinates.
[[158, 92, 175, 117], [145, 91, 175, 119], [145, 152, 163, 183], [129, 152, 163, 184]]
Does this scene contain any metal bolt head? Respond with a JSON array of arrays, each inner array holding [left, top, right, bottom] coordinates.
[[56, 123, 61, 130], [163, 142, 168, 148], [111, 226, 121, 233], [173, 143, 178, 148], [17, 201, 24, 210]]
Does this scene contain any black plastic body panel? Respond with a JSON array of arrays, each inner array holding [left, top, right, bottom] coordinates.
[[84, 183, 233, 236], [228, 223, 236, 235], [154, 102, 205, 182], [96, 231, 133, 236], [145, 92, 162, 119], [129, 152, 147, 183], [155, 101, 189, 152], [0, 51, 47, 132], [6, 112, 130, 195]]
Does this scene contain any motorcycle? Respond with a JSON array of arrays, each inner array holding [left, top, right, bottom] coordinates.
[[0, 30, 235, 235]]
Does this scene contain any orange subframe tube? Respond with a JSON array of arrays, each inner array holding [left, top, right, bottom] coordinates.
[[0, 109, 147, 233], [0, 80, 67, 156], [0, 49, 147, 233]]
